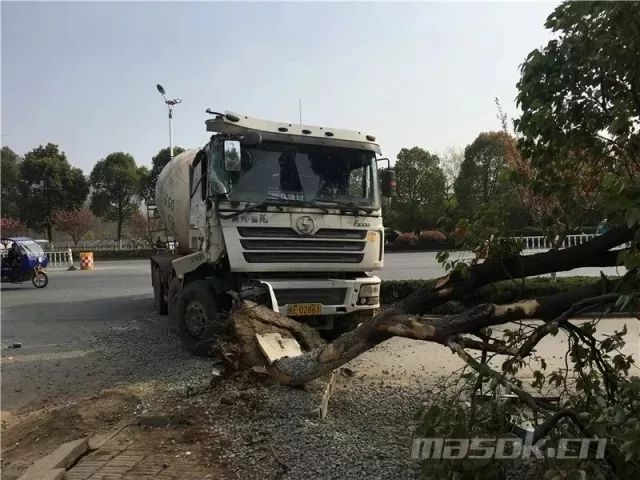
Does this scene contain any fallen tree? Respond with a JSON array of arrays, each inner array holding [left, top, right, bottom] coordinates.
[[224, 227, 634, 382], [220, 226, 638, 478]]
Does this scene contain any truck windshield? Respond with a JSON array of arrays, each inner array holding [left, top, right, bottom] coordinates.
[[225, 142, 380, 209]]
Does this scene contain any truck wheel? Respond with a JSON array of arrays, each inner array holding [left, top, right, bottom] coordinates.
[[153, 268, 167, 315], [167, 277, 181, 332], [177, 280, 227, 357]]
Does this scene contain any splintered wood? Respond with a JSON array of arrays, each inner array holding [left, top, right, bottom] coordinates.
[[255, 332, 303, 364], [319, 372, 337, 420]]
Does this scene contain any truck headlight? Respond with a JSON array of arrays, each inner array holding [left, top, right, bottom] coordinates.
[[359, 284, 380, 298], [358, 283, 380, 306]]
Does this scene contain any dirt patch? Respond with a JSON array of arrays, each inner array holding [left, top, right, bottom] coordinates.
[[1, 388, 141, 480], [0, 382, 231, 480]]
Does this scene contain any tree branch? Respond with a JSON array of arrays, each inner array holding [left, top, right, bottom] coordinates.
[[397, 226, 631, 315]]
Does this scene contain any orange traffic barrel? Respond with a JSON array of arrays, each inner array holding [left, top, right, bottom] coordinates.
[[79, 252, 94, 270]]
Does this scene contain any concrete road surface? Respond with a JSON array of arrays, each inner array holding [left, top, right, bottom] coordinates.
[[0, 256, 633, 413]]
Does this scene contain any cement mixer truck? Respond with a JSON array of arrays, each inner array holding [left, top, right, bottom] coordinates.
[[150, 110, 395, 355]]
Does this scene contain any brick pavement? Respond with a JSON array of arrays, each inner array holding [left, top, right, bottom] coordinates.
[[66, 426, 212, 480]]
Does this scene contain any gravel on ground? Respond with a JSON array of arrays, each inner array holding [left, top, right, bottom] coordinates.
[[3, 311, 432, 480]]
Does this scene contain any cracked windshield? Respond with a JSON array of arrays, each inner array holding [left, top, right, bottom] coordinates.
[[226, 143, 379, 209]]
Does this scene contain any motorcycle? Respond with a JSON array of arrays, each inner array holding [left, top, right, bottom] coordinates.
[[1, 237, 49, 288]]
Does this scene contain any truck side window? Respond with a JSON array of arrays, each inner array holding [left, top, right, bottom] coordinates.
[[207, 140, 231, 196]]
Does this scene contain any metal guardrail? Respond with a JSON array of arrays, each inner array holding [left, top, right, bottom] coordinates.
[[46, 249, 74, 269], [513, 234, 596, 251], [0, 249, 74, 270]]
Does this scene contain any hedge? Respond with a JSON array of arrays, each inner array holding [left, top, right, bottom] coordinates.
[[380, 276, 600, 306]]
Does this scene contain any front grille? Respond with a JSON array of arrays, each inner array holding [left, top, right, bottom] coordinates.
[[238, 227, 366, 240], [244, 252, 364, 263], [274, 288, 347, 305], [240, 239, 365, 251], [238, 227, 368, 264]]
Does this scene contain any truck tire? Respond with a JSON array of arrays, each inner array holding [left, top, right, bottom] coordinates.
[[177, 280, 227, 357], [167, 277, 181, 333], [153, 268, 167, 315]]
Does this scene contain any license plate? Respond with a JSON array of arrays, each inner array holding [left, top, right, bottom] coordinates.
[[287, 303, 322, 316]]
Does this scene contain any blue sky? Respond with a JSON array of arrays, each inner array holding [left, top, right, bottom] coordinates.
[[2, 1, 555, 173]]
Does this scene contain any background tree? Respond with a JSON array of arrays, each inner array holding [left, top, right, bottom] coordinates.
[[1, 146, 21, 218], [0, 217, 27, 237], [493, 99, 603, 247], [89, 152, 142, 241], [138, 165, 152, 202], [140, 146, 186, 201], [454, 132, 512, 216], [127, 210, 151, 244], [18, 143, 89, 241], [440, 147, 463, 203], [454, 131, 530, 232], [52, 208, 97, 248], [515, 0, 640, 267], [391, 147, 446, 232]]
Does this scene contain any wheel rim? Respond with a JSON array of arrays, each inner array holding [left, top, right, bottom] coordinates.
[[33, 273, 46, 287], [184, 301, 208, 339]]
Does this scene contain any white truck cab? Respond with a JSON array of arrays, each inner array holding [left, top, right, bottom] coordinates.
[[151, 111, 394, 355]]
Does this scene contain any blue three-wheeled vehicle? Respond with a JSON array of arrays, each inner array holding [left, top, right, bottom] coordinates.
[[1, 237, 49, 288]]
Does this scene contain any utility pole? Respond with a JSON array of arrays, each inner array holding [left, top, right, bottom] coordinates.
[[299, 98, 302, 125]]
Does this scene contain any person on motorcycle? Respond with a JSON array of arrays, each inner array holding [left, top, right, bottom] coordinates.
[[7, 243, 22, 278]]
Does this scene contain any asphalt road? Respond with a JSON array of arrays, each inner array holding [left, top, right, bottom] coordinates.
[[0, 255, 633, 413], [1, 261, 153, 412], [380, 251, 626, 280]]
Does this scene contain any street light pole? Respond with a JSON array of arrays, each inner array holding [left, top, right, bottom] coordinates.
[[156, 84, 182, 160], [168, 104, 174, 159]]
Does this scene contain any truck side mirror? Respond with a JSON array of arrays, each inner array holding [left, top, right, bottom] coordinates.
[[223, 140, 242, 172], [379, 168, 396, 198]]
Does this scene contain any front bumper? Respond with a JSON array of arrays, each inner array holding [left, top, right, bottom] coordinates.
[[254, 276, 381, 316]]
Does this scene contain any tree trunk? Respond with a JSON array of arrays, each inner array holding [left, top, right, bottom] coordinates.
[[47, 224, 53, 242], [117, 217, 123, 241], [230, 281, 613, 385]]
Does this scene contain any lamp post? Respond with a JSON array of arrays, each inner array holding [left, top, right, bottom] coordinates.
[[156, 84, 182, 159]]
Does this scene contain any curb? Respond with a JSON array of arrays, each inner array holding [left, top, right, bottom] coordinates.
[[17, 438, 88, 480], [17, 422, 130, 480]]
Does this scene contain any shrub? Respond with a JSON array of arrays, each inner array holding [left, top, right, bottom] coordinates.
[[393, 232, 418, 247], [417, 230, 447, 248]]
